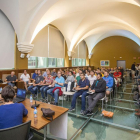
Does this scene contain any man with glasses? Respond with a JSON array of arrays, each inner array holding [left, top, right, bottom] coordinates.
[[69, 73, 90, 115], [47, 71, 65, 105]]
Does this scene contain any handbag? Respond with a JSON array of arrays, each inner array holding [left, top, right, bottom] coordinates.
[[41, 108, 55, 121]]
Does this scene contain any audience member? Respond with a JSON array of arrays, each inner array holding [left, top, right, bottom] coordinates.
[[113, 69, 122, 86], [47, 71, 65, 105], [0, 86, 28, 129], [40, 70, 53, 102], [85, 70, 90, 79], [69, 73, 90, 115], [32, 70, 38, 79], [42, 69, 48, 78], [28, 70, 44, 98], [84, 73, 106, 116], [51, 69, 57, 77], [76, 69, 82, 84], [20, 70, 30, 90], [62, 70, 67, 80], [95, 69, 104, 77], [103, 70, 113, 102], [88, 70, 97, 86], [5, 71, 18, 87]]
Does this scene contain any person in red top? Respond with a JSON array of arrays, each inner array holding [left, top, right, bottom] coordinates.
[[40, 70, 54, 102], [113, 69, 122, 86]]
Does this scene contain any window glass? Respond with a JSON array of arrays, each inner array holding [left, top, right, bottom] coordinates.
[[48, 58, 56, 67], [28, 56, 37, 68], [57, 58, 64, 67], [38, 57, 47, 68]]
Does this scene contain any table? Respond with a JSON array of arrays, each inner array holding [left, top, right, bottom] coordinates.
[[0, 83, 7, 88], [22, 99, 68, 140]]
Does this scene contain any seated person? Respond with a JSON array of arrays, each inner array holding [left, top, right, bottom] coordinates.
[[76, 69, 82, 85], [0, 85, 28, 129], [113, 69, 122, 86], [5, 71, 18, 87], [88, 67, 92, 72], [109, 68, 115, 75], [64, 71, 75, 91], [28, 70, 44, 98], [20, 70, 30, 90], [32, 70, 38, 80], [42, 69, 48, 78], [88, 70, 97, 86], [40, 70, 53, 102], [85, 71, 90, 79], [84, 73, 106, 116], [62, 70, 67, 80], [95, 69, 104, 77], [47, 71, 65, 105], [51, 69, 57, 77], [82, 67, 86, 74], [103, 70, 113, 102], [69, 73, 90, 115]]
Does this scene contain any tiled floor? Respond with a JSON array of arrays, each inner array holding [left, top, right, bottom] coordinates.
[[31, 75, 140, 140]]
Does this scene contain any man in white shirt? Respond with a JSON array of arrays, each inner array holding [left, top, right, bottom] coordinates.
[[88, 70, 97, 86], [20, 70, 30, 90]]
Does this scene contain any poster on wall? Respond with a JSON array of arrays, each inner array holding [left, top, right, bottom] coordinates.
[[138, 57, 140, 60], [133, 57, 136, 59], [100, 60, 110, 67]]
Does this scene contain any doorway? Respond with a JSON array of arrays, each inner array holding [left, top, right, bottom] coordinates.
[[117, 60, 126, 70]]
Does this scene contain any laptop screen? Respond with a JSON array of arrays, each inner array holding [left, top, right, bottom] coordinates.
[[16, 89, 26, 99]]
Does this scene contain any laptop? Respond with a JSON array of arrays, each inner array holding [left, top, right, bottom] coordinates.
[[13, 89, 26, 103]]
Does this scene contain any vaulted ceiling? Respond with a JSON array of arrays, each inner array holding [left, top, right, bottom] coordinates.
[[0, 0, 139, 55]]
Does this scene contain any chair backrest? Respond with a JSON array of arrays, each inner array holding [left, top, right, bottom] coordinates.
[[0, 120, 31, 140], [18, 73, 23, 80], [2, 74, 9, 82], [42, 71, 45, 75], [31, 73, 34, 79]]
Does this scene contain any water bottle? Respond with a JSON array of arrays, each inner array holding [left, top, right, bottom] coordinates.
[[30, 95, 33, 103], [34, 107, 37, 118]]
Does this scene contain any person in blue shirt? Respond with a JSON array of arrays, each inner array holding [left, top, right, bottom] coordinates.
[[69, 73, 90, 115], [42, 69, 48, 78], [47, 71, 65, 105], [0, 85, 28, 129], [32, 70, 38, 79], [103, 70, 113, 102]]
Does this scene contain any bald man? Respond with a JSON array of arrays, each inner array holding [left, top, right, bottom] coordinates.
[[5, 71, 18, 87]]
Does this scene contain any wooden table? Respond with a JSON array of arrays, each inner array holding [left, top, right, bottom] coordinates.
[[22, 99, 68, 140], [0, 83, 7, 88]]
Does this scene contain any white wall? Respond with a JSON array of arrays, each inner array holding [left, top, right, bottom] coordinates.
[[0, 11, 15, 69]]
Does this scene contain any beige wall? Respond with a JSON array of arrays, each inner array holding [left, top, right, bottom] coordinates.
[[15, 34, 28, 69], [90, 36, 140, 69]]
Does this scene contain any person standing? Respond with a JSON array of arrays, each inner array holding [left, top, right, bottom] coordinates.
[[131, 62, 136, 79]]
